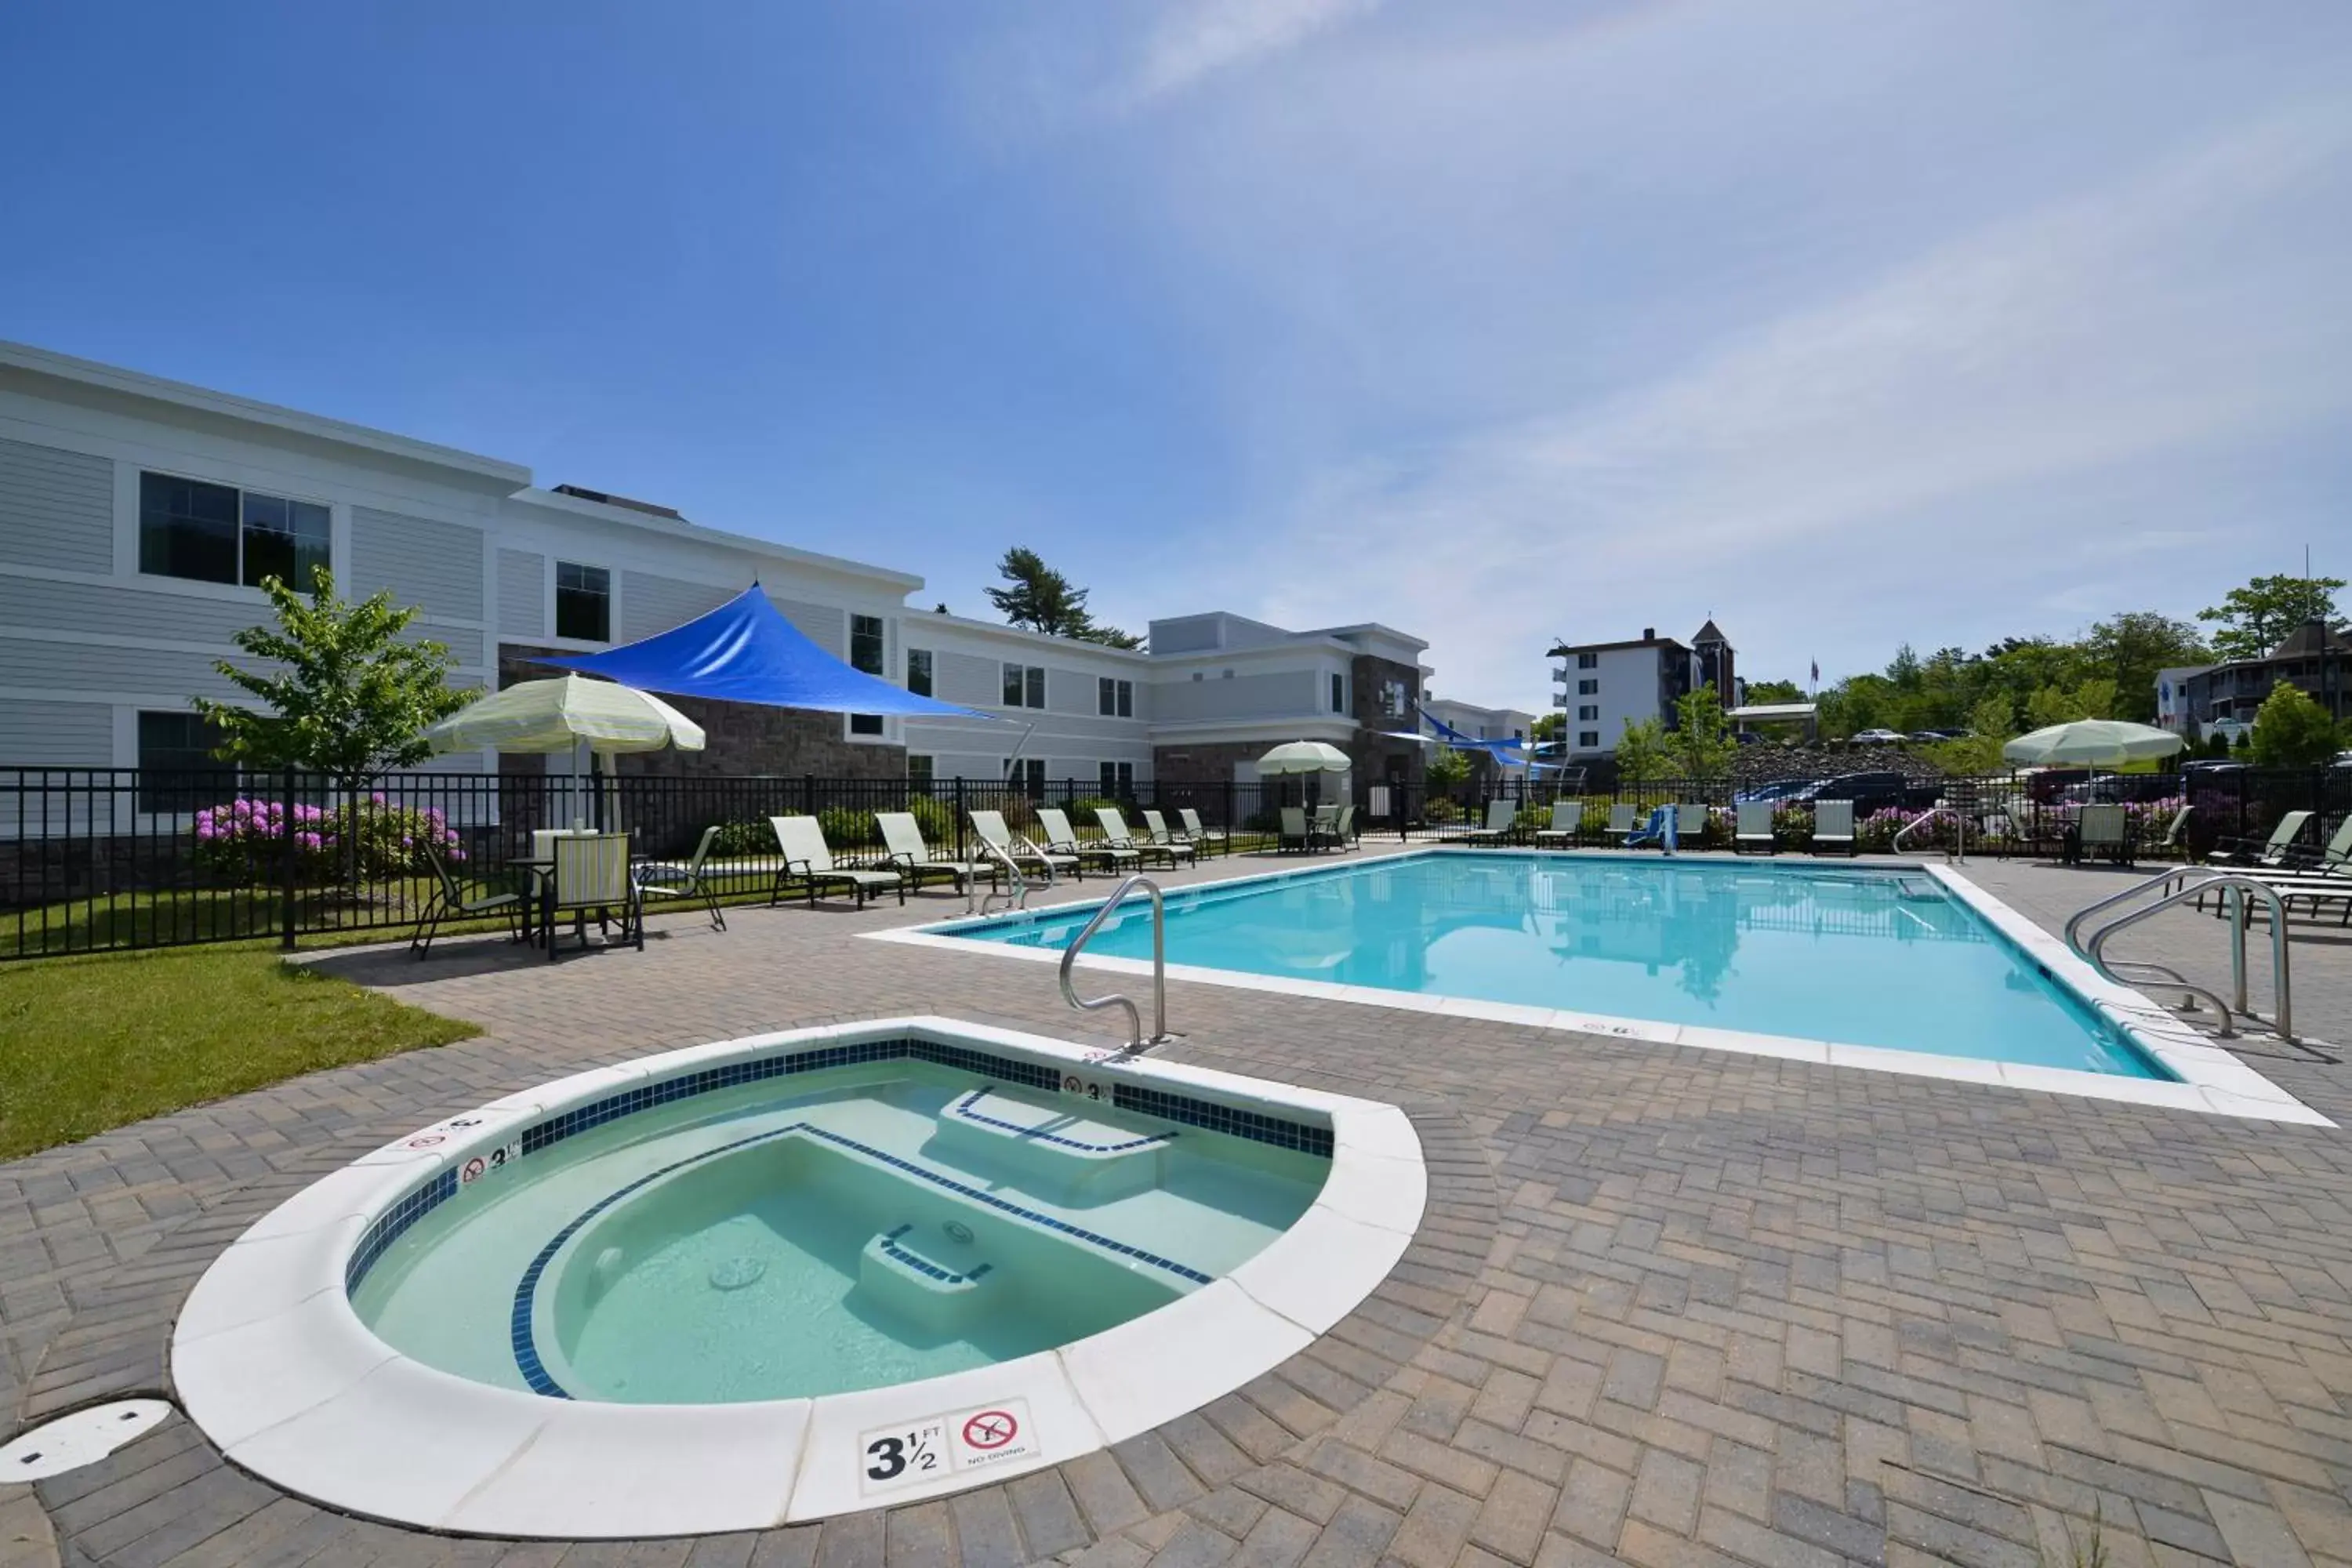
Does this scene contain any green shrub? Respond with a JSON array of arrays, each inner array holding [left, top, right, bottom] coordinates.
[[1426, 798, 1461, 825], [816, 804, 878, 848], [711, 818, 773, 858], [903, 794, 957, 845]]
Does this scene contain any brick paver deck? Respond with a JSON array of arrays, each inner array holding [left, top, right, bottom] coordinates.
[[3, 847, 2348, 1567]]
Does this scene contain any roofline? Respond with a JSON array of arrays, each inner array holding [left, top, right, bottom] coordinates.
[[1294, 622, 1432, 654], [1548, 637, 1692, 658], [0, 338, 532, 487], [906, 608, 1153, 660], [507, 487, 925, 592], [1150, 638, 1361, 667]]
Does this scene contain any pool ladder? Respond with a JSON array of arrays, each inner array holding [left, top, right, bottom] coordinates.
[[1059, 874, 1171, 1053], [2063, 867, 2296, 1043], [969, 831, 1049, 916]]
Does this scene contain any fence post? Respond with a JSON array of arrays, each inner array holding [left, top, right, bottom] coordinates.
[[954, 776, 967, 861], [279, 765, 298, 952]]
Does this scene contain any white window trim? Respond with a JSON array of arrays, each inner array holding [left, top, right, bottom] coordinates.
[[132, 465, 339, 599], [546, 558, 618, 649]]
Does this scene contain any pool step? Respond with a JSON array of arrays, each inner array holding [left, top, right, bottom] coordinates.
[[932, 1086, 1174, 1203], [856, 1224, 994, 1333]]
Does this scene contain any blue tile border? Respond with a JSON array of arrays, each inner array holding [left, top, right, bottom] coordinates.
[[877, 1224, 993, 1286], [345, 1032, 1327, 1301], [506, 1118, 1214, 1399], [949, 1088, 1178, 1155]]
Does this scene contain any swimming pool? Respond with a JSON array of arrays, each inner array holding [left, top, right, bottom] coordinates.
[[935, 853, 2162, 1075]]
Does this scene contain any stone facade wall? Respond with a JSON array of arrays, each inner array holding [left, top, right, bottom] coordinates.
[[1149, 739, 1273, 791], [1348, 655, 1428, 786], [496, 644, 905, 781]]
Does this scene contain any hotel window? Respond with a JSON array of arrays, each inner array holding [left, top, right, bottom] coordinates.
[[1004, 757, 1045, 795], [555, 561, 611, 641], [848, 614, 886, 735], [1099, 760, 1134, 795], [1002, 663, 1046, 709], [907, 754, 933, 786], [1577, 678, 1597, 695], [1577, 730, 1599, 748], [1577, 652, 1598, 670], [906, 648, 934, 697], [1380, 679, 1410, 717], [136, 710, 230, 814], [1098, 677, 1133, 717], [1330, 673, 1345, 713], [1577, 705, 1599, 721], [140, 472, 330, 590]]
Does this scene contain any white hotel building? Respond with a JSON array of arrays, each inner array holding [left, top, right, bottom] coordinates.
[[0, 340, 1515, 797]]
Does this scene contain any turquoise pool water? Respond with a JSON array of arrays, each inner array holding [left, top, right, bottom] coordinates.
[[943, 854, 2166, 1078], [351, 1059, 1326, 1403]]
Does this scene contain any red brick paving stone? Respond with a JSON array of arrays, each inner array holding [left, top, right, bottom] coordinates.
[[1180, 1487, 1267, 1544], [1222, 1506, 1317, 1568], [1142, 1519, 1239, 1568], [1382, 1482, 1480, 1568], [1111, 1434, 1209, 1515], [1063, 1452, 1156, 1539], [1469, 1467, 1560, 1566]]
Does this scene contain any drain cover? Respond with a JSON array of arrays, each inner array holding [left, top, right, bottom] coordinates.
[[709, 1256, 766, 1290], [1, 1400, 172, 1480]]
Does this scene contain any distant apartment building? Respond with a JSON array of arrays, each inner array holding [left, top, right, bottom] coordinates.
[[0, 340, 1506, 800], [2154, 620, 2350, 742], [1546, 620, 1738, 758], [1419, 695, 1537, 782]]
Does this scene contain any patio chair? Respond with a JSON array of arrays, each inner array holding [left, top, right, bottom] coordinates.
[[1532, 801, 1578, 847], [1734, 801, 1775, 855], [1603, 804, 1639, 846], [2150, 804, 2194, 861], [1176, 808, 1230, 857], [2211, 810, 2312, 868], [1036, 807, 1142, 874], [1812, 799, 1857, 856], [1332, 804, 1359, 848], [1279, 806, 1312, 854], [546, 833, 641, 959], [876, 811, 993, 894], [1094, 806, 1185, 869], [1677, 804, 1710, 848], [2281, 814, 2352, 876], [1462, 800, 1519, 846], [633, 825, 728, 932], [768, 815, 904, 908], [1309, 804, 1341, 851], [409, 840, 524, 958], [2077, 804, 2131, 866], [1131, 808, 1201, 867], [970, 809, 1078, 880]]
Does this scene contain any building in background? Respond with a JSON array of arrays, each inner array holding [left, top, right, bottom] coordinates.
[[2161, 621, 2348, 742], [0, 341, 1502, 796], [1545, 622, 1740, 759]]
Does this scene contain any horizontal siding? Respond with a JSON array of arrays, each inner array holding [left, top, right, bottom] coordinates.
[[349, 507, 485, 622], [621, 571, 735, 641], [0, 437, 114, 574], [497, 549, 544, 638], [408, 622, 485, 667], [0, 575, 260, 645], [0, 699, 113, 767], [1152, 670, 1316, 722], [775, 597, 844, 656], [0, 636, 259, 702], [934, 651, 1000, 707]]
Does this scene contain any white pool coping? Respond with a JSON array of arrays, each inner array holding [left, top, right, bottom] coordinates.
[[169, 1017, 1425, 1538], [873, 850, 2330, 1127]]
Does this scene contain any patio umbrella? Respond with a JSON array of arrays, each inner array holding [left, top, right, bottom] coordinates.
[[423, 674, 706, 826], [1254, 741, 1353, 775], [2001, 720, 2184, 769]]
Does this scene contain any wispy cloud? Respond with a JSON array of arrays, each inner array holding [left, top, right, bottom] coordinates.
[[1114, 0, 1380, 111]]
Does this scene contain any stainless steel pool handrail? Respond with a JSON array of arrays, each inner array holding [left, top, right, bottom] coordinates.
[[2063, 868, 2296, 1042], [1892, 809, 1963, 862], [971, 831, 1035, 916], [1058, 874, 1169, 1052]]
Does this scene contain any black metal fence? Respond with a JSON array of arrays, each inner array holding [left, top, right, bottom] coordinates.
[[3, 764, 2343, 961]]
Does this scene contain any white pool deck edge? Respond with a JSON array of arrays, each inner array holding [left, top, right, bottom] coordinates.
[[871, 849, 2330, 1127], [169, 1016, 1425, 1539]]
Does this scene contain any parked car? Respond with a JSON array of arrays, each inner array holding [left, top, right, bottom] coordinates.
[[2055, 775, 2188, 806], [1733, 778, 1813, 804], [2023, 768, 2091, 803], [1791, 771, 1933, 814], [1850, 728, 1907, 745]]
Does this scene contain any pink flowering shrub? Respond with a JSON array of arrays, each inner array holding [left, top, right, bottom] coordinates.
[[192, 793, 463, 884]]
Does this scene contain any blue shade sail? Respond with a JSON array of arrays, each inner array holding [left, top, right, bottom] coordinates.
[[537, 583, 991, 719]]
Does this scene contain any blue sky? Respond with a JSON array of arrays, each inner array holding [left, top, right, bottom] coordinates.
[[3, 2, 2347, 711]]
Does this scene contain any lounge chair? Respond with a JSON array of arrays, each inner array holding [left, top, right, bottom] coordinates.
[[1677, 804, 1710, 848], [1036, 807, 1142, 874], [410, 841, 524, 958], [633, 824, 728, 931], [768, 815, 904, 907], [2282, 814, 2352, 875], [1734, 801, 1775, 855], [2076, 804, 2131, 866], [877, 811, 993, 894], [1095, 806, 1187, 869], [1279, 806, 1312, 854], [1176, 808, 1229, 857], [1139, 809, 1202, 866], [1533, 801, 1578, 846], [1603, 804, 1639, 847], [2212, 810, 2312, 868], [1309, 804, 1341, 850], [1332, 804, 1358, 848], [1812, 799, 1856, 856], [970, 809, 1078, 880], [1463, 800, 1518, 846], [546, 832, 641, 958], [2149, 804, 2194, 861]]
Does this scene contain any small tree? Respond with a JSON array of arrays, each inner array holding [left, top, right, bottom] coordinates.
[[1924, 694, 2016, 774], [1667, 684, 1737, 781], [985, 546, 1143, 648], [2249, 681, 2343, 768], [1615, 717, 1668, 789], [2198, 573, 2344, 662], [194, 569, 468, 787], [1425, 746, 1472, 792]]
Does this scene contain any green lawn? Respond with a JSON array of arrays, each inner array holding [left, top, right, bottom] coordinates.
[[0, 945, 479, 1160]]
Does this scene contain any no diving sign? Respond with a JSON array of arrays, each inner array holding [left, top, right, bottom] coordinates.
[[859, 1397, 1040, 1495]]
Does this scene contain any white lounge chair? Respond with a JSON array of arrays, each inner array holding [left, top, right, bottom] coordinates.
[[1176, 807, 1230, 857], [1036, 807, 1142, 873], [1134, 808, 1200, 866], [1462, 800, 1518, 846], [768, 815, 904, 907], [1812, 799, 1856, 856], [970, 809, 1078, 880], [2212, 810, 2312, 868], [877, 811, 993, 894], [1532, 801, 1577, 846], [1734, 801, 1774, 855], [1095, 806, 1186, 869], [1677, 804, 1710, 848], [1603, 803, 1639, 847]]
